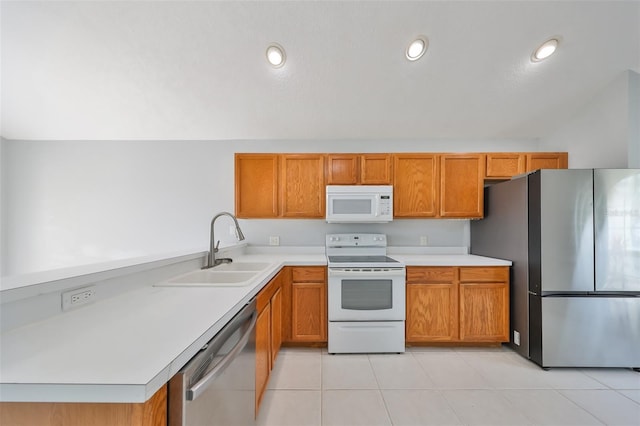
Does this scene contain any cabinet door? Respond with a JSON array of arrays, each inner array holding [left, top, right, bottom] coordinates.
[[290, 266, 327, 342], [235, 154, 279, 218], [281, 155, 325, 217], [393, 154, 439, 217], [291, 282, 327, 342], [360, 154, 392, 184], [327, 154, 359, 184], [485, 153, 526, 179], [406, 267, 458, 342], [526, 152, 568, 171], [255, 304, 271, 411], [459, 267, 509, 342], [270, 286, 282, 367], [440, 154, 484, 218]]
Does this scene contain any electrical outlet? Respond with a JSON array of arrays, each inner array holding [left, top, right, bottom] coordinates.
[[229, 225, 237, 237], [514, 330, 521, 346], [269, 236, 280, 246], [419, 236, 428, 246], [62, 286, 97, 311]]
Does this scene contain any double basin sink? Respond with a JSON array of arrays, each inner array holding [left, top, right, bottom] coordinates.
[[156, 262, 273, 287]]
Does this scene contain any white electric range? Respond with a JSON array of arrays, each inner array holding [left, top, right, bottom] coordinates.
[[325, 233, 406, 354]]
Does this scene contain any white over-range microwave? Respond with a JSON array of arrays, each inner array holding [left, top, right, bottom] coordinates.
[[325, 185, 393, 223]]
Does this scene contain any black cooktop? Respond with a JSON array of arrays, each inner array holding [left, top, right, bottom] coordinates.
[[328, 255, 401, 264]]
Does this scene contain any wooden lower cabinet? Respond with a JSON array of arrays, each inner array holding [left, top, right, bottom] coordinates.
[[289, 267, 327, 343], [0, 384, 167, 426], [406, 267, 458, 342], [458, 267, 510, 342], [255, 271, 284, 412], [255, 304, 271, 413], [406, 266, 509, 344], [270, 286, 282, 365]]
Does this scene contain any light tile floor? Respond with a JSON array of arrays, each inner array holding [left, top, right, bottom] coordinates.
[[257, 346, 640, 426]]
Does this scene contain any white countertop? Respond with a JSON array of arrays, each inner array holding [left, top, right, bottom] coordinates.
[[0, 249, 510, 403]]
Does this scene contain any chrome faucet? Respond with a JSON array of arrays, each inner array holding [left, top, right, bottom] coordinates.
[[204, 212, 246, 269]]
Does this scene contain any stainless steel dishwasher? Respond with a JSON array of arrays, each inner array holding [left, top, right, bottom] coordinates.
[[169, 299, 256, 426]]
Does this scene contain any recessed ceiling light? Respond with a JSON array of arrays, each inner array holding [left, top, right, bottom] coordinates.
[[532, 37, 560, 62], [266, 43, 286, 68], [406, 36, 428, 61]]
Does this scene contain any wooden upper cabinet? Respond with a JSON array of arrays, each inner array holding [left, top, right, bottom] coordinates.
[[440, 154, 485, 218], [393, 154, 439, 217], [326, 154, 392, 185], [235, 154, 279, 218], [526, 152, 568, 172], [360, 154, 392, 184], [280, 154, 325, 218], [327, 154, 359, 184], [485, 153, 526, 179]]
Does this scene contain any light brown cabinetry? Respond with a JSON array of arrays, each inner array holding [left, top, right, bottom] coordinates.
[[255, 303, 271, 412], [406, 267, 458, 342], [0, 384, 167, 426], [393, 153, 484, 218], [406, 266, 509, 344], [255, 271, 284, 411], [280, 154, 325, 218], [326, 154, 392, 185], [289, 267, 327, 343], [525, 152, 568, 172], [485, 153, 526, 179], [235, 154, 279, 218], [235, 154, 325, 219], [236, 151, 567, 219], [459, 267, 510, 342], [393, 154, 439, 217], [439, 154, 485, 218], [485, 152, 568, 179]]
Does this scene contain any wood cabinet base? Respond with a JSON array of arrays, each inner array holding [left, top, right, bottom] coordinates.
[[0, 385, 167, 426]]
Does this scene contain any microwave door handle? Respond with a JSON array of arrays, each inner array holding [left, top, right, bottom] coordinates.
[[374, 194, 380, 217]]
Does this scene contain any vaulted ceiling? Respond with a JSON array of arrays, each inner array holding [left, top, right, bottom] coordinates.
[[1, 1, 639, 141]]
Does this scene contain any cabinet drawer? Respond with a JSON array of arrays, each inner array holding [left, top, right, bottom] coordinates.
[[459, 267, 508, 282], [406, 267, 456, 284], [292, 267, 325, 282]]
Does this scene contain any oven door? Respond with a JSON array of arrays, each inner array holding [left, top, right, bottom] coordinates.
[[328, 268, 406, 321]]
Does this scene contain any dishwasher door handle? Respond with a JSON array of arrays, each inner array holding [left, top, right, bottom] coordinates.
[[186, 310, 257, 401]]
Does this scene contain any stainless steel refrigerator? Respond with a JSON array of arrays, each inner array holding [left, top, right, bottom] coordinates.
[[471, 169, 640, 368]]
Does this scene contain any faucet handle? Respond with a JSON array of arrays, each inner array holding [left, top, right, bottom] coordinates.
[[214, 240, 220, 253]]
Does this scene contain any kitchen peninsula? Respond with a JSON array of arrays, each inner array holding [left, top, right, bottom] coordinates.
[[0, 245, 510, 425]]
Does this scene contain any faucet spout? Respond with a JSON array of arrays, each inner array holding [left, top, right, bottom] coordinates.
[[205, 211, 246, 269]]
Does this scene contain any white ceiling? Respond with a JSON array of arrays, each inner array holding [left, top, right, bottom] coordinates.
[[1, 1, 639, 141]]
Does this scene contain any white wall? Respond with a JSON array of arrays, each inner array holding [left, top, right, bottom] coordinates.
[[629, 71, 640, 168], [1, 139, 5, 277], [539, 70, 639, 168], [1, 139, 539, 276]]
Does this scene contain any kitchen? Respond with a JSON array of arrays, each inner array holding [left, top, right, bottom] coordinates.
[[1, 1, 640, 425]]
